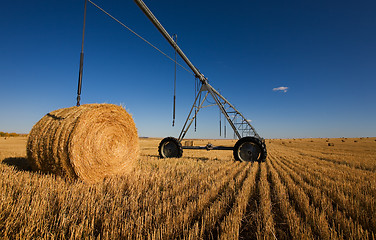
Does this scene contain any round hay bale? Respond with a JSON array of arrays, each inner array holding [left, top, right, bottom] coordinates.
[[184, 140, 194, 147], [27, 104, 139, 183]]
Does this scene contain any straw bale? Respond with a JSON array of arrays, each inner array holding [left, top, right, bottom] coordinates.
[[27, 104, 139, 183], [184, 140, 194, 147]]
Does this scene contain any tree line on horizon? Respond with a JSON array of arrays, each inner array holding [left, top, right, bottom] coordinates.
[[0, 132, 27, 137]]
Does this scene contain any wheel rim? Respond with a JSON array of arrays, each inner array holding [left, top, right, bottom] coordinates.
[[161, 141, 179, 158], [238, 142, 261, 161]]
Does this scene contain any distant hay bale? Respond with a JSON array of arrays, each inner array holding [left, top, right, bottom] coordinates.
[[27, 104, 139, 183], [184, 140, 194, 147], [328, 143, 334, 146]]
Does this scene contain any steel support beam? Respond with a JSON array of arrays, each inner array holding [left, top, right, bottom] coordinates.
[[134, 0, 262, 141]]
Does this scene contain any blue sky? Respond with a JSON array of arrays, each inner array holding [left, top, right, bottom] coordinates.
[[1, 0, 375, 139]]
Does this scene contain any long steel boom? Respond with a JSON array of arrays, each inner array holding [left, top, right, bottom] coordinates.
[[133, 0, 207, 84], [134, 0, 262, 141]]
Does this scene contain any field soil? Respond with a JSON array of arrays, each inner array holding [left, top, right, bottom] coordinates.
[[1, 136, 376, 239]]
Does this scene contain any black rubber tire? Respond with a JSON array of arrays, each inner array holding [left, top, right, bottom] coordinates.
[[233, 137, 267, 162], [158, 137, 183, 158]]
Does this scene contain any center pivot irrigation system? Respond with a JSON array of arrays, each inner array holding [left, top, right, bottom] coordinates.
[[77, 0, 267, 162]]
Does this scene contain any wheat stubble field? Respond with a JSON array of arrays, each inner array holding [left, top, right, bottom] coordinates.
[[1, 137, 375, 239]]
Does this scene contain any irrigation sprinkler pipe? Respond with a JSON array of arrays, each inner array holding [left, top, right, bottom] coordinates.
[[134, 0, 262, 141], [133, 0, 207, 84], [76, 0, 88, 106]]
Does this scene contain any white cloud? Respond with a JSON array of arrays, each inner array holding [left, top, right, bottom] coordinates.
[[273, 86, 289, 93]]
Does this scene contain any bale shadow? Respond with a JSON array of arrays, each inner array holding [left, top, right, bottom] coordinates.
[[2, 157, 33, 172]]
